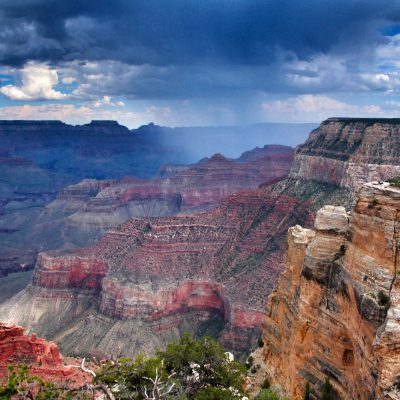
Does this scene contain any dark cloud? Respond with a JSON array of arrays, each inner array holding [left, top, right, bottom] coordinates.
[[1, 0, 400, 67]]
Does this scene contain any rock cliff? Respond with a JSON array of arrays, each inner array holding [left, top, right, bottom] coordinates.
[[0, 119, 193, 275], [40, 145, 293, 248], [4, 118, 400, 360], [0, 180, 344, 359], [0, 118, 294, 275], [262, 182, 400, 400], [0, 322, 89, 386], [290, 118, 400, 188]]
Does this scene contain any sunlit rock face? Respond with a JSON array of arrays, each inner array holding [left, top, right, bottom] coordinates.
[[290, 118, 400, 188], [262, 182, 400, 400], [0, 322, 90, 387], [5, 118, 400, 362], [0, 185, 326, 359]]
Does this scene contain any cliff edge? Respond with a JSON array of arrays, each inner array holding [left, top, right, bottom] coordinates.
[[262, 181, 400, 399]]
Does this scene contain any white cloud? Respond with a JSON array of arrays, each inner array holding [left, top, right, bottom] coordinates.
[[0, 103, 138, 126], [284, 55, 348, 91], [93, 95, 125, 108], [0, 62, 67, 100], [261, 95, 393, 122], [376, 34, 400, 69]]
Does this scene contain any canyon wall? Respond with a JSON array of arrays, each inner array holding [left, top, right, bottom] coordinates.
[[262, 182, 400, 400], [4, 118, 400, 359], [0, 119, 192, 275], [290, 118, 400, 188], [43, 146, 293, 248], [0, 181, 344, 359], [0, 119, 293, 274]]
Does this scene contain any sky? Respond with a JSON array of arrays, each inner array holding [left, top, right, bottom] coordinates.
[[1, 0, 400, 128]]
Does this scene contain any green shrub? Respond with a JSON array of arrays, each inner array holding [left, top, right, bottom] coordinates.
[[387, 176, 400, 187], [98, 333, 246, 399], [0, 365, 69, 400], [194, 386, 238, 400], [255, 388, 289, 400], [0, 334, 247, 400]]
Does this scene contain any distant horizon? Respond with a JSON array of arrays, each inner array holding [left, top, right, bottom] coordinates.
[[4, 116, 400, 130], [0, 118, 319, 130]]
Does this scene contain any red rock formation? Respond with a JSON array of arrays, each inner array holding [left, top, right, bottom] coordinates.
[[7, 118, 400, 360], [43, 145, 293, 248], [0, 323, 90, 386], [0, 180, 344, 358], [32, 253, 108, 290], [262, 182, 400, 400]]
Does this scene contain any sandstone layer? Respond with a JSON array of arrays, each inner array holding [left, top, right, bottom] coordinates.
[[0, 179, 347, 359], [290, 118, 400, 188], [0, 119, 194, 274], [262, 182, 400, 400], [41, 146, 293, 248], [0, 322, 89, 387], [5, 118, 400, 360], [0, 119, 294, 275]]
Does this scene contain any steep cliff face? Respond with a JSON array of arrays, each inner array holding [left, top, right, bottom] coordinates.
[[0, 323, 89, 386], [262, 182, 400, 400], [290, 118, 400, 188], [34, 145, 293, 248], [5, 118, 400, 361], [0, 180, 346, 359]]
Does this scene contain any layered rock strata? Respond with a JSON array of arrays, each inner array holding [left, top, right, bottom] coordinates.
[[0, 119, 193, 274], [0, 322, 89, 386], [37, 146, 294, 248], [290, 118, 400, 188], [0, 180, 346, 359], [263, 182, 400, 400], [5, 118, 400, 360]]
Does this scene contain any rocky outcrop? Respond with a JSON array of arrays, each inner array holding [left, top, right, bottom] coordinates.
[[290, 118, 400, 188], [0, 174, 351, 359], [262, 182, 400, 400], [37, 145, 293, 248], [6, 117, 400, 362], [0, 322, 89, 386]]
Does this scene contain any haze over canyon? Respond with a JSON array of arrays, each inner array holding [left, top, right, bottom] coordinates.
[[2, 1, 400, 398]]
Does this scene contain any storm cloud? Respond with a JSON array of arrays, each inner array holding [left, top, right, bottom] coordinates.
[[0, 0, 399, 67], [1, 0, 400, 126]]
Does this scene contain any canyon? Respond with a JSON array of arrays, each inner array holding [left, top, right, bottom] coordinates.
[[38, 145, 293, 249], [262, 182, 400, 400], [2, 118, 400, 363], [0, 119, 190, 276], [0, 119, 306, 275]]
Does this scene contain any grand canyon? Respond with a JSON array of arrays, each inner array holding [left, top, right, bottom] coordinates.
[[2, 118, 400, 382], [2, 2, 400, 398]]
